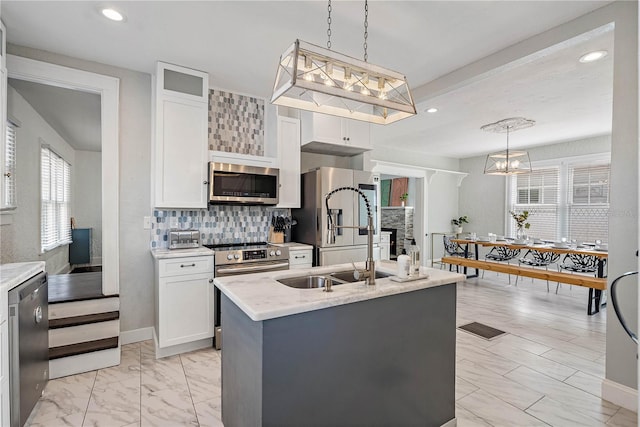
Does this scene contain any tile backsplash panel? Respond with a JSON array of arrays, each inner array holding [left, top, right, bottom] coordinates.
[[208, 89, 264, 155], [151, 206, 288, 248]]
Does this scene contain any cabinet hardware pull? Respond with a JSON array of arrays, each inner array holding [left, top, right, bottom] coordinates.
[[209, 279, 214, 283], [295, 255, 306, 259], [180, 263, 196, 268], [203, 181, 208, 185]]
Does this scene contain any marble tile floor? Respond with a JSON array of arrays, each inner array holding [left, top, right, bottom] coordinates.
[[26, 272, 637, 427]]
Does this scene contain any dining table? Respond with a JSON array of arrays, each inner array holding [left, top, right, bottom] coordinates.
[[451, 238, 608, 315]]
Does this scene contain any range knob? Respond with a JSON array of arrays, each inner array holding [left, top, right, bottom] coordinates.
[[234, 254, 240, 260], [275, 250, 282, 256], [269, 250, 276, 256], [226, 254, 233, 260]]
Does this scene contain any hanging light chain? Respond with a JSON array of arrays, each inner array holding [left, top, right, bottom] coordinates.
[[363, 0, 369, 62], [327, 0, 332, 50]]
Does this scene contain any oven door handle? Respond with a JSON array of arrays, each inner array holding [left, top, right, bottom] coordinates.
[[216, 262, 289, 274]]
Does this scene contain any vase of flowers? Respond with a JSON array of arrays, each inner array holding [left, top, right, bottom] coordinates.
[[400, 192, 408, 207], [451, 216, 469, 234], [510, 210, 530, 239]]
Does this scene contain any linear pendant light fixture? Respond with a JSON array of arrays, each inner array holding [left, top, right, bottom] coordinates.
[[483, 117, 535, 175], [270, 1, 416, 125]]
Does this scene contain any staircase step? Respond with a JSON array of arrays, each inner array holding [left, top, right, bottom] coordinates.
[[49, 311, 119, 329], [48, 272, 116, 304], [49, 297, 120, 320], [49, 337, 119, 360]]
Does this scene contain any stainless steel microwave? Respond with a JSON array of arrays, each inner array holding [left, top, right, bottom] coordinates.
[[209, 162, 279, 205]]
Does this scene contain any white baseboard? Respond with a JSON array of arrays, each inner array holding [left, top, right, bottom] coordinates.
[[602, 378, 638, 412], [120, 327, 154, 345], [153, 328, 213, 359], [49, 347, 120, 379]]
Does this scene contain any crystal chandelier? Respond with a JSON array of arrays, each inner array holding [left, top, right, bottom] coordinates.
[[482, 117, 535, 175], [270, 1, 416, 125]]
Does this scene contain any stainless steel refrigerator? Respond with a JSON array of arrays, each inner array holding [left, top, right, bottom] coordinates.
[[293, 167, 380, 266]]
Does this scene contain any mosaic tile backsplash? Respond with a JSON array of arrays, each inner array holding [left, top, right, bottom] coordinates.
[[150, 206, 289, 248], [208, 89, 264, 155]]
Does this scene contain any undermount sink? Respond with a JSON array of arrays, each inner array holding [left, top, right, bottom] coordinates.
[[329, 270, 392, 283], [277, 275, 336, 289], [277, 270, 393, 289]]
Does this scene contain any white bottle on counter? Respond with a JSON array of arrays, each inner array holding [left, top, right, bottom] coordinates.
[[397, 249, 410, 279], [409, 238, 420, 277]]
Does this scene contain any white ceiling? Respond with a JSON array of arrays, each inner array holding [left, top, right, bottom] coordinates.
[[1, 1, 614, 158], [8, 78, 102, 152]]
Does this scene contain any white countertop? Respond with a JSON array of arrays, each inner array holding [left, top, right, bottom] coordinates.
[[270, 242, 313, 251], [151, 247, 214, 259], [214, 260, 465, 321], [0, 261, 46, 292]]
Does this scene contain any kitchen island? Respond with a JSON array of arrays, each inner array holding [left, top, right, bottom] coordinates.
[[214, 261, 464, 427]]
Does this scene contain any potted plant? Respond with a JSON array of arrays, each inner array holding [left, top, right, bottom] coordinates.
[[451, 216, 469, 233], [399, 192, 408, 207], [510, 210, 530, 239]]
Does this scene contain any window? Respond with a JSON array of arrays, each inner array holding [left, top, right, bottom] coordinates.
[[41, 146, 72, 252], [568, 163, 610, 243], [510, 168, 559, 240], [3, 121, 16, 208], [508, 157, 610, 243]]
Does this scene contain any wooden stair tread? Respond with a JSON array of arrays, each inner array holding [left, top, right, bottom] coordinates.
[[49, 311, 119, 329], [49, 337, 119, 360], [48, 272, 118, 304], [441, 256, 607, 290]]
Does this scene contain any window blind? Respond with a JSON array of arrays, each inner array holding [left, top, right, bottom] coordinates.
[[568, 163, 610, 242], [4, 121, 16, 207], [41, 146, 72, 252], [510, 167, 559, 240]]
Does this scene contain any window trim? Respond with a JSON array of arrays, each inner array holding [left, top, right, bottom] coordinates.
[[1, 119, 18, 211], [506, 152, 610, 241]]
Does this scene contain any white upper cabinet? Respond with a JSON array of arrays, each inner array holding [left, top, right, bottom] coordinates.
[[153, 62, 209, 208], [276, 116, 301, 208], [300, 111, 372, 156]]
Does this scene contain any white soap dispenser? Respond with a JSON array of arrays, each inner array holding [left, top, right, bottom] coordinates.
[[397, 249, 410, 279]]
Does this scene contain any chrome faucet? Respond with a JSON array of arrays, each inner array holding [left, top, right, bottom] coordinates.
[[325, 187, 376, 285]]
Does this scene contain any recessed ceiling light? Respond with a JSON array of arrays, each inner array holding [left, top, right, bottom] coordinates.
[[425, 107, 438, 113], [101, 8, 124, 22], [579, 50, 608, 63]]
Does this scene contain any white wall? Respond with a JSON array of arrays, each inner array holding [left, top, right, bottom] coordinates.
[[8, 44, 154, 334], [603, 0, 638, 395], [73, 150, 102, 264], [0, 84, 76, 274]]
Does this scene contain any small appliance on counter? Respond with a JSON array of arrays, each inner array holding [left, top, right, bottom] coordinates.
[[168, 229, 201, 249]]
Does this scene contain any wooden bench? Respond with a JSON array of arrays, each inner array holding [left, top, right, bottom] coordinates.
[[441, 256, 606, 315], [441, 256, 606, 290]]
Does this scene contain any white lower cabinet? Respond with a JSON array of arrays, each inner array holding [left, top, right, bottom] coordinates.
[[289, 248, 313, 269], [155, 256, 215, 352]]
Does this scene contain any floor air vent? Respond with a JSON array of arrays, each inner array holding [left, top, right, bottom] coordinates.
[[458, 322, 506, 340]]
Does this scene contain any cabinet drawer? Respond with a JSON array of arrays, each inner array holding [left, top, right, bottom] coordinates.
[[289, 250, 313, 267], [159, 256, 214, 278]]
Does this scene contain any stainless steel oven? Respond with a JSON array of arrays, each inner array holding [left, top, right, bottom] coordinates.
[[206, 243, 289, 349]]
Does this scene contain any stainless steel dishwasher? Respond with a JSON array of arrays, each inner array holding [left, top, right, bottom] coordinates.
[[8, 271, 49, 427]]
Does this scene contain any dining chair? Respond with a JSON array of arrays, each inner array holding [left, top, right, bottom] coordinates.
[[482, 246, 521, 284], [442, 235, 474, 272], [556, 253, 604, 293], [516, 249, 560, 291]]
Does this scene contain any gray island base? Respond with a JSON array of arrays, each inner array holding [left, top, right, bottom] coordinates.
[[221, 283, 456, 427]]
